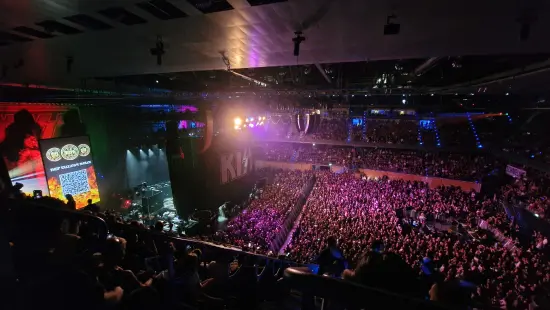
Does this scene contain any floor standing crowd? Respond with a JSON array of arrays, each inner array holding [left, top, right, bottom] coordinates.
[[284, 172, 550, 309], [210, 170, 314, 254]]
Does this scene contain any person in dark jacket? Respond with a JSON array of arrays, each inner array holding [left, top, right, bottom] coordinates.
[[316, 236, 347, 276], [65, 194, 76, 211]]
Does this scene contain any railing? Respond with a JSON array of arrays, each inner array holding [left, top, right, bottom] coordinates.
[[4, 198, 468, 310], [3, 197, 317, 271], [283, 267, 450, 310], [478, 217, 517, 251]]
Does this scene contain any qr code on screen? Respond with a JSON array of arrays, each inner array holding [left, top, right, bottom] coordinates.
[[59, 169, 90, 196]]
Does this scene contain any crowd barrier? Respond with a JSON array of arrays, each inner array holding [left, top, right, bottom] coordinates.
[[110, 223, 316, 272], [478, 218, 517, 252], [255, 160, 482, 192], [269, 176, 316, 253]]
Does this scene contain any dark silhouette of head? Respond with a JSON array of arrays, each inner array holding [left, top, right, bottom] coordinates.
[[154, 220, 164, 232], [429, 280, 472, 307], [14, 109, 35, 125], [326, 236, 337, 248], [371, 240, 384, 253], [353, 251, 422, 297], [0, 109, 42, 162], [103, 237, 126, 267], [60, 109, 86, 137]]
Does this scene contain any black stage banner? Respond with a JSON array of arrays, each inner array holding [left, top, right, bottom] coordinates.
[[165, 121, 256, 218]]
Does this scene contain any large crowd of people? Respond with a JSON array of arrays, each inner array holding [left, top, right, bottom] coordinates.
[[363, 119, 419, 145], [502, 168, 550, 220], [261, 111, 550, 165], [7, 162, 550, 309], [284, 172, 550, 309], [210, 170, 313, 254], [3, 189, 299, 310], [310, 117, 348, 141], [5, 109, 550, 309], [261, 143, 495, 181]]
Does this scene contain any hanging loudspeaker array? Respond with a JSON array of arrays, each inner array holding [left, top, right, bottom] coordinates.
[[295, 114, 304, 132], [304, 114, 312, 134], [305, 113, 318, 134]]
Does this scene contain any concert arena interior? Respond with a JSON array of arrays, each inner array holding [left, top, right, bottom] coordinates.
[[3, 1, 550, 310]]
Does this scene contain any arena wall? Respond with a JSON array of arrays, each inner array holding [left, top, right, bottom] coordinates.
[[356, 168, 481, 192], [254, 160, 481, 192]]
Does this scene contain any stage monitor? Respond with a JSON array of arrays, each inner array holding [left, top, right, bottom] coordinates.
[[39, 136, 100, 209]]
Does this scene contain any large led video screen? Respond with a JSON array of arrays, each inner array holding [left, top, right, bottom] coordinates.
[[0, 106, 67, 195], [39, 136, 100, 209]]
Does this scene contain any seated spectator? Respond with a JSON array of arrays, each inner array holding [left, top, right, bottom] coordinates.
[[260, 143, 494, 181], [83, 199, 100, 213], [429, 280, 474, 308], [97, 237, 152, 294], [201, 261, 230, 299], [154, 220, 165, 233], [311, 117, 348, 141], [65, 194, 76, 210], [363, 119, 418, 145], [316, 236, 347, 276], [343, 249, 421, 297]]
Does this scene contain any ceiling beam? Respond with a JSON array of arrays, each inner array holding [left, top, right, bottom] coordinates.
[[413, 57, 442, 76], [227, 70, 268, 87], [226, 0, 252, 9], [315, 63, 332, 84], [429, 58, 550, 93]]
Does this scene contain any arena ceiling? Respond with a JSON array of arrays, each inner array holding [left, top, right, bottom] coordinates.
[[101, 55, 550, 96], [1, 0, 550, 94]]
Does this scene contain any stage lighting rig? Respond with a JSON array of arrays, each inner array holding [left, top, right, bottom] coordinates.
[[150, 36, 165, 65], [293, 31, 305, 56]]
